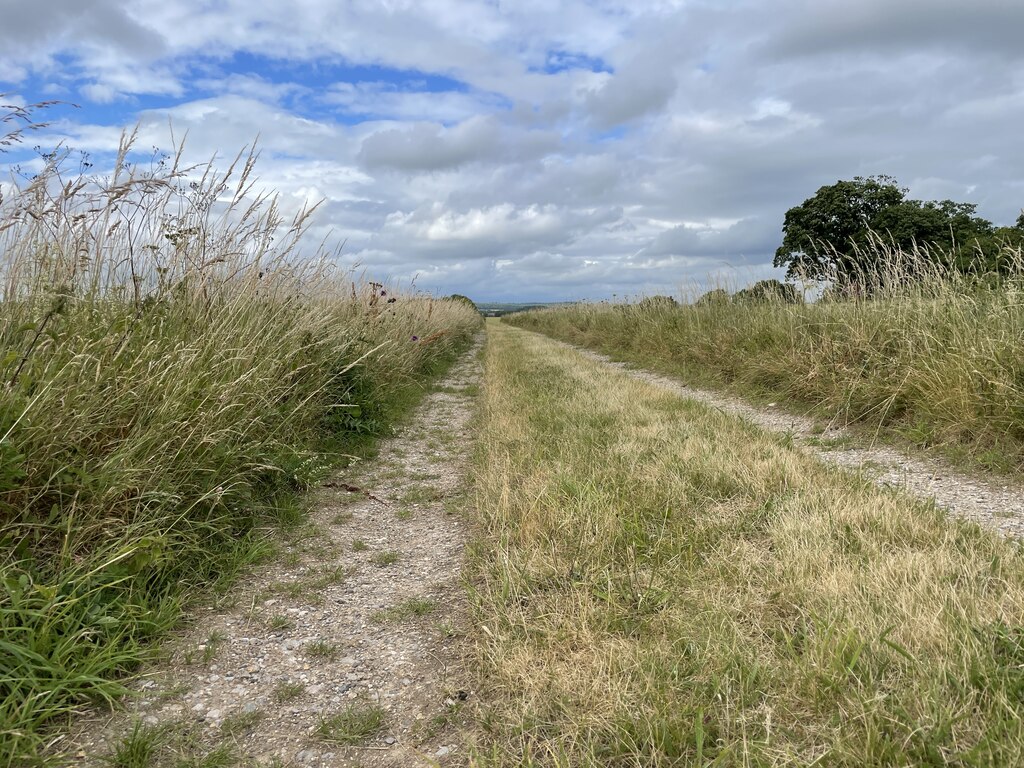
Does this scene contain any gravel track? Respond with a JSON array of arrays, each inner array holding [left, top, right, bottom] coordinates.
[[61, 337, 483, 767]]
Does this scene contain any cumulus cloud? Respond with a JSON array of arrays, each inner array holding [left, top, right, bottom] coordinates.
[[357, 115, 561, 172], [2, 1, 1022, 301]]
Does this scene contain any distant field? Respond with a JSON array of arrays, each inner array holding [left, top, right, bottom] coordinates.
[[470, 319, 1024, 766], [475, 302, 571, 316], [507, 271, 1024, 473]]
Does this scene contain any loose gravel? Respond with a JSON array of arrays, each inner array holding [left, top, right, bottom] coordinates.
[[61, 337, 483, 767], [562, 340, 1024, 539]]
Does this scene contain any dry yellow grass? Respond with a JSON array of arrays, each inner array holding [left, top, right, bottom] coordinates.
[[507, 267, 1024, 473], [469, 319, 1024, 766]]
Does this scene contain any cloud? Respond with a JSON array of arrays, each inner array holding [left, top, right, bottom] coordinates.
[[357, 116, 560, 171], [0, 0, 165, 58], [766, 0, 1024, 60], [643, 217, 781, 261], [327, 82, 507, 124], [2, 1, 1022, 301]]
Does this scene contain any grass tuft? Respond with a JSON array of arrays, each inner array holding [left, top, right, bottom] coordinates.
[[314, 703, 386, 745], [102, 721, 162, 768], [371, 597, 437, 623], [272, 681, 305, 703], [304, 639, 340, 660], [220, 708, 264, 738], [371, 550, 400, 567]]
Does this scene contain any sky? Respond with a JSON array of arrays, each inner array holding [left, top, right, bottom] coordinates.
[[2, 0, 1023, 302]]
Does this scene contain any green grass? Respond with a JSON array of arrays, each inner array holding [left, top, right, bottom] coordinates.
[[304, 639, 340, 660], [470, 321, 1024, 767], [102, 721, 162, 768], [220, 708, 264, 738], [200, 631, 227, 664], [102, 718, 239, 768], [400, 486, 444, 505], [0, 127, 482, 765], [272, 681, 305, 703], [371, 550, 400, 567], [507, 257, 1024, 473], [267, 615, 293, 631], [314, 703, 386, 745], [372, 597, 437, 623], [352, 539, 369, 552]]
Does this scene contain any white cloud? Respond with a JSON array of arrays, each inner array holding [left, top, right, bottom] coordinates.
[[326, 82, 504, 123], [2, 1, 1023, 300], [357, 116, 560, 171]]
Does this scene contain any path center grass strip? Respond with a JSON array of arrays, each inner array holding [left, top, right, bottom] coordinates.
[[470, 320, 1024, 767]]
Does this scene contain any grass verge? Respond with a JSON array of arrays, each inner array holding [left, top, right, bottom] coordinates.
[[469, 320, 1024, 766], [0, 128, 481, 764]]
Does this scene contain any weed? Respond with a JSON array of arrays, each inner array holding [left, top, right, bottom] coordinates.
[[272, 681, 305, 703], [401, 486, 443, 505], [306, 565, 347, 589], [352, 539, 369, 552], [176, 742, 236, 768], [201, 631, 227, 664], [102, 721, 162, 768], [220, 708, 264, 738], [436, 620, 457, 638], [372, 598, 437, 623], [372, 550, 400, 567], [305, 640, 340, 660], [314, 704, 385, 745], [267, 615, 293, 631]]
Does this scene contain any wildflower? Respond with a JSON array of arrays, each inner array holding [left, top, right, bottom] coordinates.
[[412, 335, 419, 341]]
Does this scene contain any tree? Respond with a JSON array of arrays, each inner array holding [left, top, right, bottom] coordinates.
[[637, 294, 678, 310], [445, 294, 480, 313], [694, 288, 731, 306], [734, 279, 801, 304], [774, 176, 999, 283]]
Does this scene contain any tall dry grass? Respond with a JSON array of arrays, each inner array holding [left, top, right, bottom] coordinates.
[[0, 128, 480, 763], [508, 251, 1024, 471]]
